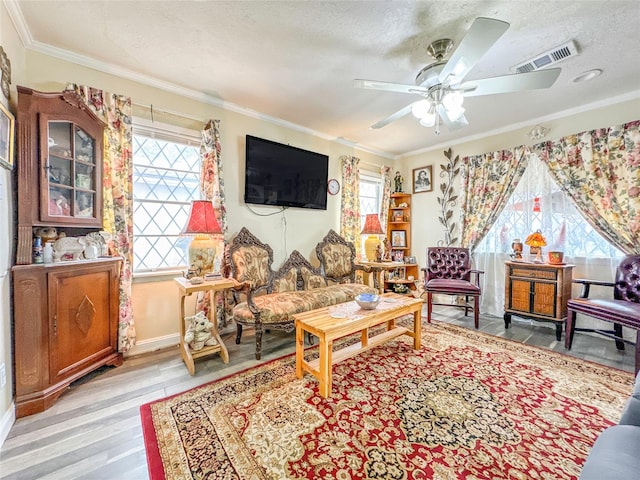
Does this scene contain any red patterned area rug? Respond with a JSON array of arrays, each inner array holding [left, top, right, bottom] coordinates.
[[140, 322, 634, 480]]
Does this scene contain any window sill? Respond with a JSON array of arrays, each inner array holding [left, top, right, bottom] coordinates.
[[133, 269, 185, 284]]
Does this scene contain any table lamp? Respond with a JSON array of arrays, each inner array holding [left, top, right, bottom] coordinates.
[[525, 229, 547, 263], [182, 200, 222, 276], [361, 213, 384, 262]]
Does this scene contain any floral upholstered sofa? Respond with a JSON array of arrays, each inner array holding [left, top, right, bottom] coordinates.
[[226, 227, 377, 360]]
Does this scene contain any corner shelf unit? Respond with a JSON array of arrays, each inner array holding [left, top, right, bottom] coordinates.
[[386, 193, 418, 293]]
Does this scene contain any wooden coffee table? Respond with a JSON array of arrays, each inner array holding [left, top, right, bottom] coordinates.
[[294, 293, 424, 398]]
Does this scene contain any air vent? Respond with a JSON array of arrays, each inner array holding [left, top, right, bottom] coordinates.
[[512, 40, 579, 74]]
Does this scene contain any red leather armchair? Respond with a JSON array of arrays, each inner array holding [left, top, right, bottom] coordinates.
[[423, 247, 483, 328], [565, 255, 640, 375]]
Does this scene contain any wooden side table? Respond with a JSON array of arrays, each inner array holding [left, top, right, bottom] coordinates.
[[503, 261, 574, 341], [174, 277, 236, 375], [357, 261, 413, 293]]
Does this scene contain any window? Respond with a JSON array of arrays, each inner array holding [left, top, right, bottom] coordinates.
[[359, 173, 382, 227], [476, 155, 623, 258], [132, 120, 201, 273], [359, 173, 382, 253]]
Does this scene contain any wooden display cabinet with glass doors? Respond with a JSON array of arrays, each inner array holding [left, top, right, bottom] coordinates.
[[43, 119, 102, 223], [15, 86, 105, 264], [12, 86, 122, 417]]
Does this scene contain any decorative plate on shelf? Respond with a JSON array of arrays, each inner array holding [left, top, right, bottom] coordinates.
[[327, 178, 340, 195]]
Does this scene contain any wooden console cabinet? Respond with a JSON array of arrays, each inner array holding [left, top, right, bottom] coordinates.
[[13, 259, 122, 417], [12, 86, 122, 417], [504, 261, 574, 341]]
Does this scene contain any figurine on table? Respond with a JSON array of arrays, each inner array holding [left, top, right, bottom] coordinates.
[[382, 238, 392, 261], [511, 238, 523, 259]]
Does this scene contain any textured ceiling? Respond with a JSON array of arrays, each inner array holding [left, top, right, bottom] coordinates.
[[9, 0, 640, 157]]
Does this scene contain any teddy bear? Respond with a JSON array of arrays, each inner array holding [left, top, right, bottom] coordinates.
[[183, 311, 218, 351], [34, 226, 58, 244]]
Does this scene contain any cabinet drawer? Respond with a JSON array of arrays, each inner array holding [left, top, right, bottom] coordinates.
[[509, 265, 558, 280]]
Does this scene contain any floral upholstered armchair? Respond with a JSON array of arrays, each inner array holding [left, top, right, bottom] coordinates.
[[225, 228, 277, 348], [315, 229, 369, 285]]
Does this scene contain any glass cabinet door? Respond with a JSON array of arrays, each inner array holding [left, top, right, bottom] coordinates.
[[41, 117, 102, 226]]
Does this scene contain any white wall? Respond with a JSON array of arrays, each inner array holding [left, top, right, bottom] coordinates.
[[0, 0, 26, 445]]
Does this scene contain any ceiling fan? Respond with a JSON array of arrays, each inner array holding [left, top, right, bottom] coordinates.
[[354, 17, 561, 134]]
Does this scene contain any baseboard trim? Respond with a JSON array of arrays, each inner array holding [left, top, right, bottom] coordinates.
[[0, 401, 15, 448], [125, 333, 180, 358]]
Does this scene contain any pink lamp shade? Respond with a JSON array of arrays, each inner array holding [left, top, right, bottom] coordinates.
[[182, 200, 222, 235], [361, 214, 384, 262], [360, 214, 384, 235], [182, 200, 221, 276]]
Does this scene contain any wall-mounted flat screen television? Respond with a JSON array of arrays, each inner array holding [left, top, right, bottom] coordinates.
[[244, 135, 329, 210]]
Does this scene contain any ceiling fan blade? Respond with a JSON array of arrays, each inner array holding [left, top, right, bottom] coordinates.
[[438, 17, 510, 84], [458, 68, 561, 97], [354, 79, 428, 95], [371, 104, 413, 129], [436, 104, 469, 130]]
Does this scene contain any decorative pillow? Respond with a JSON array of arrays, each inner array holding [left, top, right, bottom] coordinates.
[[321, 243, 352, 278], [231, 246, 270, 286], [273, 268, 297, 293], [301, 267, 327, 290]]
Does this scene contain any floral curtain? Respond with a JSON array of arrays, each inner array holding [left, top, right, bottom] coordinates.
[[340, 155, 361, 257], [200, 120, 226, 247], [379, 165, 393, 233], [197, 119, 226, 321], [534, 120, 640, 254], [460, 146, 529, 251], [69, 84, 136, 352]]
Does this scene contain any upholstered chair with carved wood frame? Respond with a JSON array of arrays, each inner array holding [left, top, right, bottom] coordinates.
[[225, 227, 280, 358], [315, 229, 372, 286]]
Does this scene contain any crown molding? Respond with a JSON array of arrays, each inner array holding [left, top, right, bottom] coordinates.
[[32, 41, 394, 160], [4, 1, 33, 46]]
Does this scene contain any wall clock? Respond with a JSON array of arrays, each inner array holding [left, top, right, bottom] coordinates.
[[327, 178, 340, 195]]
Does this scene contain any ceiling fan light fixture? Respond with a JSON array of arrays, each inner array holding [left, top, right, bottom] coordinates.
[[411, 99, 431, 119], [419, 113, 436, 127], [356, 17, 561, 134], [442, 90, 464, 110], [448, 106, 466, 121]]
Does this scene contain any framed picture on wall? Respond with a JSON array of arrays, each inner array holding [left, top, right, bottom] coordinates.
[[0, 102, 14, 170], [412, 165, 433, 193], [391, 230, 406, 247]]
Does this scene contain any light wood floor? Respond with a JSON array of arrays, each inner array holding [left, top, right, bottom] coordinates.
[[0, 306, 635, 480]]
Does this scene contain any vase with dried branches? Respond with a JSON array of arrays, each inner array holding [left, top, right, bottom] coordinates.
[[437, 148, 460, 246]]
